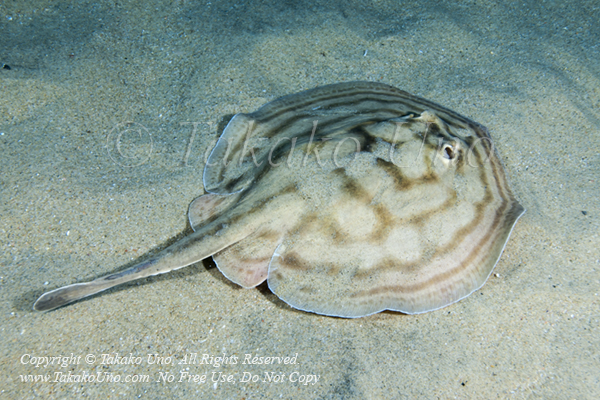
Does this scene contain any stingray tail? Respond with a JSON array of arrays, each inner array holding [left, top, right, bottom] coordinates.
[[33, 223, 236, 311], [34, 256, 170, 311]]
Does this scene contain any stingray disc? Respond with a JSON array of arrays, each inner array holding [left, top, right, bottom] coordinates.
[[33, 82, 523, 318], [203, 81, 524, 317]]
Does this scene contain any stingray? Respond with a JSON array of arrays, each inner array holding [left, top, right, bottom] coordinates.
[[33, 81, 524, 317]]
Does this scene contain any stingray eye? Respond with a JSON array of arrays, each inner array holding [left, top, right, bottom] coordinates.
[[442, 144, 456, 160]]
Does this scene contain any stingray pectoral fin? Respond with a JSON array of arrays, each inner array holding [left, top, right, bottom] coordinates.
[[267, 200, 525, 318], [203, 113, 257, 194], [267, 241, 388, 318]]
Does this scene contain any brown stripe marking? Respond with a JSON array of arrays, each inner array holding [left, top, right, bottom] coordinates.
[[351, 144, 520, 300]]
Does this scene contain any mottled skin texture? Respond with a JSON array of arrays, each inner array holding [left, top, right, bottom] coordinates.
[[34, 82, 523, 317]]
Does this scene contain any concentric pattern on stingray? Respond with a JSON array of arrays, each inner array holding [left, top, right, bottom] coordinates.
[[34, 82, 523, 317]]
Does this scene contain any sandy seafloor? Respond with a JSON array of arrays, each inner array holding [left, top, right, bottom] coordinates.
[[1, 1, 599, 398]]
